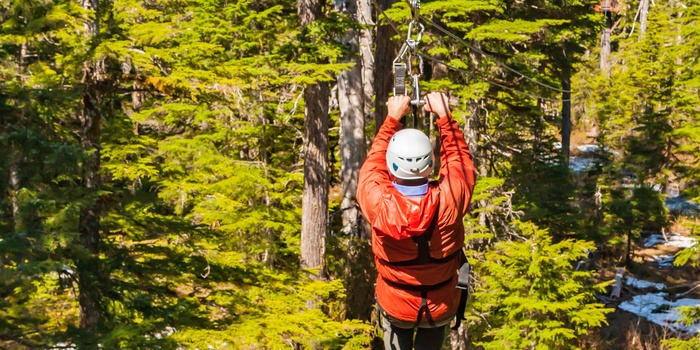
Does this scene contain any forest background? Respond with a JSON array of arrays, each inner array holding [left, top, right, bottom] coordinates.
[[1, 0, 699, 349]]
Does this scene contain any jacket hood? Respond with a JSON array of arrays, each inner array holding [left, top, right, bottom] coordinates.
[[372, 185, 440, 240]]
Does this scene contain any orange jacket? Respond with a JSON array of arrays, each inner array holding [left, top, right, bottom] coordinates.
[[357, 114, 476, 323]]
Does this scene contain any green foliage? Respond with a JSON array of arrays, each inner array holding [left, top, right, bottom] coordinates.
[[2, 0, 363, 348], [663, 337, 700, 350], [3, 0, 699, 347], [469, 221, 613, 349], [674, 241, 699, 267], [410, 0, 602, 240], [662, 306, 700, 349], [181, 277, 372, 349]]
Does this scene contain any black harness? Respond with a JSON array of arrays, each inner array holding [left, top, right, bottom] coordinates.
[[379, 202, 470, 330]]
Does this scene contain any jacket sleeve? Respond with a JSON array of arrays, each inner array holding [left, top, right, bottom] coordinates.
[[356, 116, 402, 225], [437, 114, 477, 216]]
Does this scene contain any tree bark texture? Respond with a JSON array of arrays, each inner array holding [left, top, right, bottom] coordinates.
[[298, 0, 329, 280], [465, 100, 481, 171], [357, 0, 375, 123], [337, 0, 367, 243], [9, 150, 21, 232], [448, 99, 482, 350], [373, 0, 399, 132], [450, 322, 469, 350], [301, 82, 330, 276], [78, 75, 104, 331], [9, 42, 29, 231], [561, 68, 571, 166], [600, 15, 612, 75], [639, 0, 649, 41], [336, 0, 375, 320], [298, 0, 324, 26], [77, 0, 103, 331]]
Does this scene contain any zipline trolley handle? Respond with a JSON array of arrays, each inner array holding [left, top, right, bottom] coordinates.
[[393, 0, 426, 112]]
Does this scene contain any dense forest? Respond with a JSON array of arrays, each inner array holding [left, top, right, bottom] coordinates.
[[1, 0, 699, 349]]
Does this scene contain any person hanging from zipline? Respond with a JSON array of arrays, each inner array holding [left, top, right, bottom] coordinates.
[[357, 92, 477, 349]]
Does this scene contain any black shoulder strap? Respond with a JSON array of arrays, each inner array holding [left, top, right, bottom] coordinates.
[[379, 201, 462, 267], [410, 201, 440, 264], [451, 250, 470, 331]]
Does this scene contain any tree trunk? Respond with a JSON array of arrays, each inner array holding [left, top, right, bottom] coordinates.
[[357, 0, 375, 123], [639, 0, 649, 41], [78, 76, 103, 332], [298, 0, 329, 283], [600, 14, 612, 75], [450, 323, 469, 350], [77, 0, 103, 332], [561, 67, 571, 166], [336, 0, 374, 321], [9, 149, 21, 232], [448, 98, 482, 350], [9, 43, 29, 231], [625, 230, 632, 268], [373, 0, 399, 132]]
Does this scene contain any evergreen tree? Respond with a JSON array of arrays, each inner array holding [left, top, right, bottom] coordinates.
[[469, 221, 613, 349], [3, 0, 369, 347], [412, 0, 601, 239]]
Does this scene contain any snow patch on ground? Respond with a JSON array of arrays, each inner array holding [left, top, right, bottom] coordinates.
[[54, 344, 76, 350], [567, 144, 624, 173], [569, 157, 596, 173], [644, 233, 698, 249], [575, 144, 621, 156], [155, 326, 176, 339], [649, 255, 676, 268], [666, 197, 700, 215], [577, 144, 600, 153], [619, 293, 700, 334], [624, 276, 666, 291]]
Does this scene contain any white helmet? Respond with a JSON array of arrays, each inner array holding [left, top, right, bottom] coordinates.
[[386, 128, 434, 180]]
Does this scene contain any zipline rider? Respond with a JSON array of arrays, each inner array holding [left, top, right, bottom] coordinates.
[[357, 92, 477, 349]]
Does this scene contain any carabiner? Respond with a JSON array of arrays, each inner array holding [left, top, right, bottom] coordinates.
[[393, 42, 410, 65], [406, 21, 424, 49], [407, 53, 424, 78], [406, 54, 425, 106]]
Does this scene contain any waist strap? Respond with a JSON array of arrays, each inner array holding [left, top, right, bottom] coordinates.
[[381, 274, 454, 292], [379, 249, 460, 267], [381, 275, 454, 328]]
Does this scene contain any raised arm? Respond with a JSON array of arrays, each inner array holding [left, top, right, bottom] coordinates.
[[424, 92, 477, 216], [356, 95, 411, 223]]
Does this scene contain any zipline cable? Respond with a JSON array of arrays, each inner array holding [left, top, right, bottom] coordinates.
[[419, 15, 572, 94], [418, 53, 573, 102], [370, 0, 403, 41], [370, 0, 574, 103]]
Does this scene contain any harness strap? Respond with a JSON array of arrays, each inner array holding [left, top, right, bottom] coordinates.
[[380, 249, 459, 267], [415, 290, 436, 328], [377, 202, 445, 267], [377, 198, 471, 329], [393, 63, 407, 96], [382, 275, 452, 328], [451, 250, 470, 331], [381, 274, 453, 292]]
